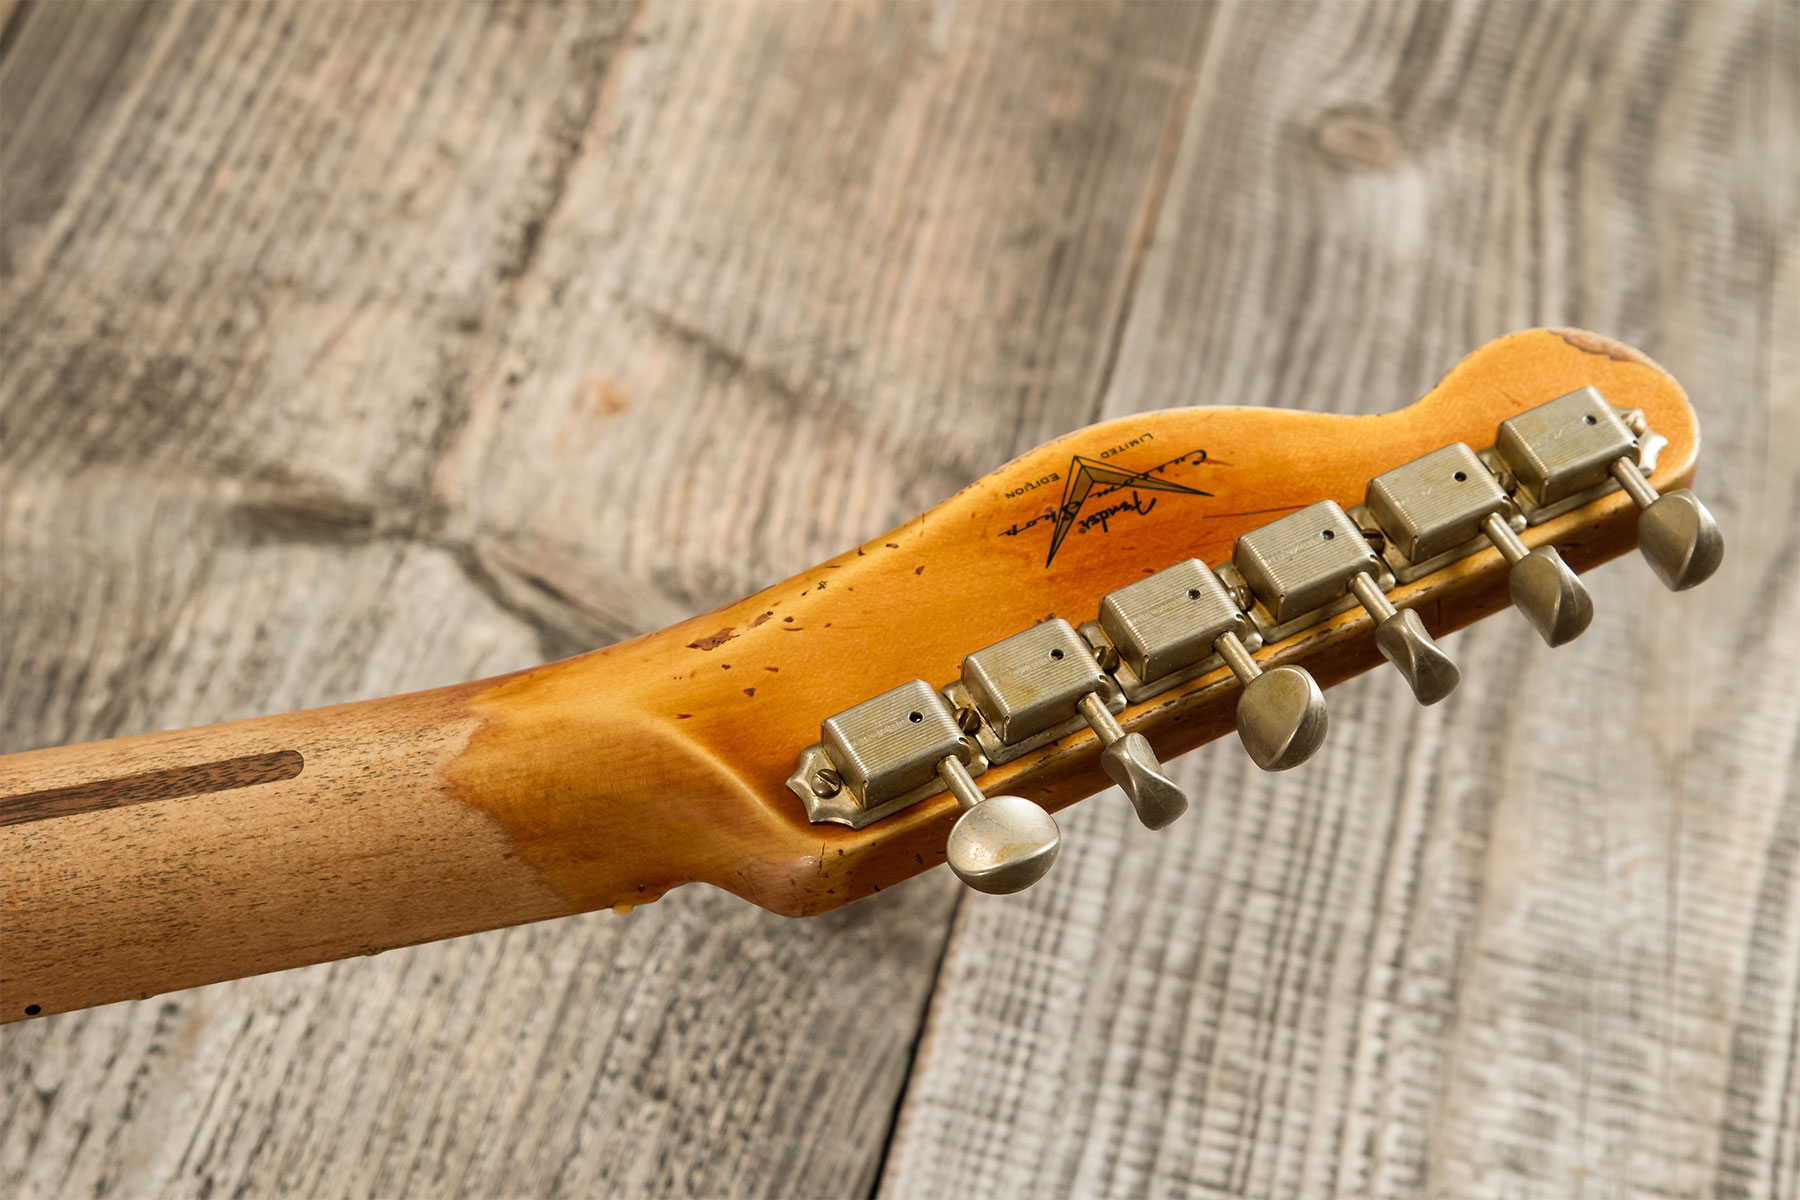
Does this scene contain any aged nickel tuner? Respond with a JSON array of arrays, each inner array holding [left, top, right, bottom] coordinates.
[[959, 620, 1188, 830], [1093, 559, 1327, 770], [1496, 387, 1724, 591], [1234, 501, 1460, 705], [813, 680, 1059, 894], [1365, 444, 1593, 646]]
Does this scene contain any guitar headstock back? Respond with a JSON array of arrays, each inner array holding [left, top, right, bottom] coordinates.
[[461, 329, 1720, 914]]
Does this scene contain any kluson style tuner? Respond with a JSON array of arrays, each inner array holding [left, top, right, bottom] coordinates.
[[788, 386, 1724, 895]]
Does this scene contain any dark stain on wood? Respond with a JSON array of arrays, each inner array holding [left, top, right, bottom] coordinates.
[[0, 751, 305, 828], [687, 627, 736, 650]]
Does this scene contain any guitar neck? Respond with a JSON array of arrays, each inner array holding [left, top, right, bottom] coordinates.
[[2, 592, 968, 1018], [3, 677, 567, 1014]]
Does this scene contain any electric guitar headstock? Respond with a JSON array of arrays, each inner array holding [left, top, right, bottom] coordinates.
[[607, 326, 1721, 903], [0, 327, 1729, 1019]]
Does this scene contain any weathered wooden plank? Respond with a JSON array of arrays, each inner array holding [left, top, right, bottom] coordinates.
[[0, 0, 1213, 1195], [880, 2, 1800, 1198]]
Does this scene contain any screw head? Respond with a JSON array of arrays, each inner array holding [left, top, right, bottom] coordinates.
[[810, 768, 841, 798]]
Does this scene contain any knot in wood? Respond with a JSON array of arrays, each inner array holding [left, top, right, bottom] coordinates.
[[1312, 106, 1403, 172]]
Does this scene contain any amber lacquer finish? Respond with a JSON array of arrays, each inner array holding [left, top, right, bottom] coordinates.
[[0, 330, 1703, 1019]]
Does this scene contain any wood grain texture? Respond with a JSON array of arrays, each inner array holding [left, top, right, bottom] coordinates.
[[881, 2, 1800, 1199], [0, 2, 1791, 1199]]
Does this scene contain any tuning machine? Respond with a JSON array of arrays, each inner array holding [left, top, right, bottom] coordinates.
[[1233, 501, 1459, 705], [1084, 559, 1326, 771], [1495, 387, 1723, 591], [1364, 443, 1592, 646], [955, 619, 1187, 831], [796, 679, 1060, 894]]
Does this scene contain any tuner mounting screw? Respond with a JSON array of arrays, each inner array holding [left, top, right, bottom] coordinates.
[[810, 768, 842, 798], [954, 706, 984, 735]]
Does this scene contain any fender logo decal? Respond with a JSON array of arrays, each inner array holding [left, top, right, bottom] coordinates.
[[1000, 445, 1213, 566]]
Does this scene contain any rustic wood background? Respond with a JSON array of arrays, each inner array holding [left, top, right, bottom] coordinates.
[[1, 1, 1794, 1197]]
